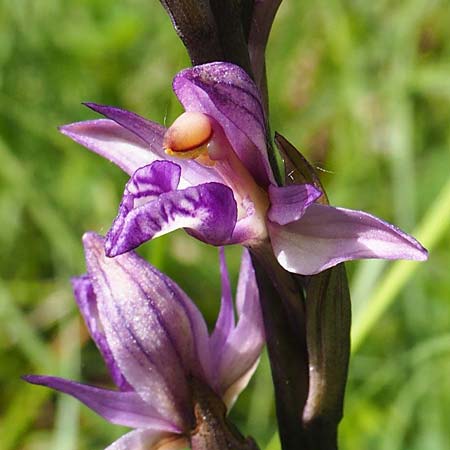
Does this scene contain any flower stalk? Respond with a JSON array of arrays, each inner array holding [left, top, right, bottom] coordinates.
[[249, 248, 310, 449], [301, 264, 351, 450], [189, 377, 260, 450], [159, 0, 254, 78], [275, 133, 351, 449]]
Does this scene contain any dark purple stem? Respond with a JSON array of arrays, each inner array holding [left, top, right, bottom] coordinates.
[[250, 244, 310, 450], [159, 0, 254, 79], [189, 378, 260, 450]]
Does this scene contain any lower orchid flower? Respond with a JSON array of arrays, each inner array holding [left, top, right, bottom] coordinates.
[[24, 232, 264, 450], [60, 62, 427, 275]]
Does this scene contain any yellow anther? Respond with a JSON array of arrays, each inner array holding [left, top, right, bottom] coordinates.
[[163, 112, 213, 154], [195, 152, 216, 167], [165, 146, 208, 160]]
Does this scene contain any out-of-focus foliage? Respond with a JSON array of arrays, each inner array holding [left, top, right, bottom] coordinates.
[[0, 1, 449, 449]]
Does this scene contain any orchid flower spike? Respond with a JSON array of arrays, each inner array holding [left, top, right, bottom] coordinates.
[[24, 232, 264, 450], [60, 62, 428, 275]]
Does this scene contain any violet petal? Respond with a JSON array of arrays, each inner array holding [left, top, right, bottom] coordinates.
[[83, 232, 212, 427], [216, 249, 264, 404], [269, 203, 429, 275], [105, 161, 181, 252], [222, 359, 260, 411], [71, 275, 131, 391], [83, 103, 224, 188], [173, 62, 274, 186], [105, 179, 237, 257], [118, 161, 182, 214], [60, 117, 220, 188], [268, 184, 323, 225], [83, 103, 166, 149], [59, 119, 155, 176], [104, 429, 187, 450], [210, 248, 235, 362], [23, 375, 179, 431]]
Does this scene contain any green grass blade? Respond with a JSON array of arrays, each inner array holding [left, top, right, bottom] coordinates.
[[352, 176, 450, 353]]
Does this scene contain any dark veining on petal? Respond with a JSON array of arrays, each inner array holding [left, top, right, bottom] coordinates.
[[106, 293, 190, 420], [118, 263, 188, 372], [198, 80, 265, 126], [94, 264, 191, 421], [141, 262, 209, 384]]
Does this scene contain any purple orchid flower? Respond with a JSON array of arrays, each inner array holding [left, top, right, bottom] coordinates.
[[24, 232, 264, 450], [60, 62, 427, 275]]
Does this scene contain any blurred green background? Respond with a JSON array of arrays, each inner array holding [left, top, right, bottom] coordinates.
[[1, 0, 449, 449]]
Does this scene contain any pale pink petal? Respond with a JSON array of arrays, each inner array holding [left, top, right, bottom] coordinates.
[[104, 429, 187, 450], [23, 375, 178, 431], [78, 104, 222, 187], [60, 119, 155, 176], [71, 275, 131, 391], [216, 249, 264, 400], [269, 203, 428, 275], [268, 184, 322, 225], [83, 233, 212, 429]]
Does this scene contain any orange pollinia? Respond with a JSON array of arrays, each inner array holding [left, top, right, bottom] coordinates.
[[164, 112, 213, 160]]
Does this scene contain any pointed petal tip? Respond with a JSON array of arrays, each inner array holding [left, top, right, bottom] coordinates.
[[82, 231, 102, 246], [82, 232, 106, 259], [270, 204, 430, 275], [82, 101, 101, 112], [82, 101, 98, 108], [103, 228, 130, 258], [58, 124, 81, 142], [21, 374, 35, 383], [103, 239, 120, 258], [411, 244, 428, 261], [58, 120, 102, 141], [58, 123, 75, 136], [310, 184, 323, 199], [82, 102, 116, 116], [22, 374, 48, 386]]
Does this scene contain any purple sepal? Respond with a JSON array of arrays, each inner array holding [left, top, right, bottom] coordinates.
[[60, 114, 220, 189], [268, 184, 322, 225], [83, 232, 212, 426], [59, 119, 156, 176], [23, 375, 179, 432], [24, 233, 264, 447], [83, 103, 166, 150], [215, 249, 264, 400], [210, 248, 235, 362], [173, 62, 274, 186], [269, 203, 429, 275], [71, 275, 131, 391], [105, 165, 237, 256]]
